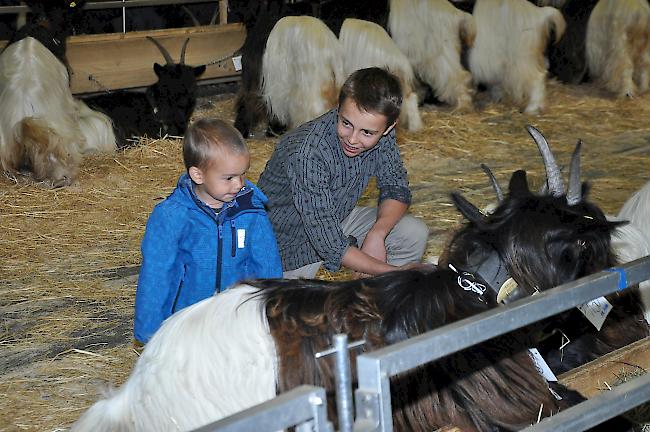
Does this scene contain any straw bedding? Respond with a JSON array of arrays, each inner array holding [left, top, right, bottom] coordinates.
[[1, 81, 649, 431]]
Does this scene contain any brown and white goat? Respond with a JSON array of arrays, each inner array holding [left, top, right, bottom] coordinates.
[[389, 0, 476, 111], [468, 0, 566, 114], [339, 18, 422, 131], [0, 37, 115, 187], [586, 0, 650, 98]]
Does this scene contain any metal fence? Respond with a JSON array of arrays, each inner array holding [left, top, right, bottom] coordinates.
[[196, 256, 650, 432]]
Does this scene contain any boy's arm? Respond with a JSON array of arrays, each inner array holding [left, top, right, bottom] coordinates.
[[134, 206, 184, 343], [360, 198, 408, 263], [248, 213, 283, 278]]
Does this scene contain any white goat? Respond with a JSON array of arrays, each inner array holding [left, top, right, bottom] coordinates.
[[339, 18, 423, 132], [613, 181, 650, 325], [467, 0, 566, 114], [389, 0, 476, 111], [261, 15, 345, 130], [586, 0, 650, 98], [0, 37, 115, 187]]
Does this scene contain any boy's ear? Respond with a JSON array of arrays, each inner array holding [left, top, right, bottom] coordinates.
[[382, 120, 397, 136], [188, 166, 204, 185]]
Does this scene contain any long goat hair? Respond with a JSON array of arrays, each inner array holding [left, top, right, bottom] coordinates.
[[613, 181, 650, 325], [586, 0, 650, 98], [442, 126, 649, 374], [339, 18, 423, 131], [73, 126, 641, 431], [468, 0, 566, 114], [0, 37, 115, 187], [389, 0, 476, 111], [261, 15, 345, 130]]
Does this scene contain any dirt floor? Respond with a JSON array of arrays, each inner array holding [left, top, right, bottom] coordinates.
[[1, 79, 649, 431]]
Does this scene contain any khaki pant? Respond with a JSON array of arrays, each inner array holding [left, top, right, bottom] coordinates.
[[283, 206, 429, 279]]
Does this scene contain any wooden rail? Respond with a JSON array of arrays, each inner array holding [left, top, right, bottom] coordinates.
[[0, 22, 245, 94]]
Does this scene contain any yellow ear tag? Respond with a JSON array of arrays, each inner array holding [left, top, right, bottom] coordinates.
[[70, 2, 76, 7], [496, 277, 519, 304]]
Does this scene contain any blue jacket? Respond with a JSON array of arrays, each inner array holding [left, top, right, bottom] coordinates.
[[134, 174, 283, 343]]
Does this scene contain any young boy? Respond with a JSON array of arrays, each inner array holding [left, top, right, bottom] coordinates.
[[258, 67, 429, 278], [134, 118, 282, 344]]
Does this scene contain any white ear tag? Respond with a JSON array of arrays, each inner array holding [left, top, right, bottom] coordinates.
[[237, 229, 245, 249], [232, 55, 242, 71], [528, 348, 558, 382], [496, 277, 518, 303], [577, 297, 613, 331]]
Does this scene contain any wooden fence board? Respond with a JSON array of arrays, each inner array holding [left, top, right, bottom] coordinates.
[[0, 23, 245, 94]]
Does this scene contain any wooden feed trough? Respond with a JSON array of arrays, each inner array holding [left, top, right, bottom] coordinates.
[[0, 22, 246, 94]]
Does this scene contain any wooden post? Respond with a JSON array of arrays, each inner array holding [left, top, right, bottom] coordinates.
[[219, 0, 228, 24]]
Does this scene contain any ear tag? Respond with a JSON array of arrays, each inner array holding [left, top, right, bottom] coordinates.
[[70, 1, 77, 7], [232, 55, 242, 71], [577, 297, 612, 331], [528, 348, 558, 382], [496, 277, 518, 303]]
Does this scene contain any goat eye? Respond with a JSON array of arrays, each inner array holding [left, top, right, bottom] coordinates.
[[153, 107, 159, 114]]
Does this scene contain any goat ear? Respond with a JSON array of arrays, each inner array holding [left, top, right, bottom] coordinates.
[[508, 170, 530, 197], [153, 63, 165, 77], [193, 65, 207, 78], [451, 192, 486, 225]]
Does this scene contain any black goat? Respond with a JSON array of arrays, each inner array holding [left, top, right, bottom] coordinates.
[[83, 37, 206, 147], [442, 125, 649, 375]]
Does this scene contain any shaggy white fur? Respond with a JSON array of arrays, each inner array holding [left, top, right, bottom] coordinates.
[[72, 285, 278, 431], [389, 0, 476, 111], [586, 0, 650, 98], [261, 15, 345, 129], [339, 18, 423, 132], [0, 37, 115, 187], [613, 181, 650, 325], [468, 0, 566, 114]]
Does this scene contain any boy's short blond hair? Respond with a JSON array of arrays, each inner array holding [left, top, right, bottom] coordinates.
[[183, 118, 249, 170]]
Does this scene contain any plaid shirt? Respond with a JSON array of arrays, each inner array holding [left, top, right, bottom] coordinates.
[[258, 109, 411, 271]]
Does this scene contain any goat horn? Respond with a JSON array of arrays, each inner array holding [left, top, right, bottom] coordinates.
[[480, 163, 504, 203], [181, 5, 201, 27], [180, 38, 190, 65], [526, 125, 564, 197], [566, 140, 582, 205], [146, 36, 174, 65]]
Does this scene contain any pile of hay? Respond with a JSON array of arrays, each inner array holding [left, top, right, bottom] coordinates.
[[1, 81, 649, 430]]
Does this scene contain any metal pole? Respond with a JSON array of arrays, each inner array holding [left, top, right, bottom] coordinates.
[[334, 334, 354, 432], [122, 0, 126, 33]]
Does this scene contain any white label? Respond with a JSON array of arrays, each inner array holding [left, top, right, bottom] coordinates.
[[237, 229, 245, 249], [577, 296, 612, 331], [232, 55, 242, 71], [528, 348, 558, 382]]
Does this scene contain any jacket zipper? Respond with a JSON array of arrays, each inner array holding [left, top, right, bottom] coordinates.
[[216, 223, 223, 293], [230, 220, 237, 257]]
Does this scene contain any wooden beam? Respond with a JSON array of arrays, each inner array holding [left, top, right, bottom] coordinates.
[[558, 336, 650, 398], [0, 23, 245, 94]]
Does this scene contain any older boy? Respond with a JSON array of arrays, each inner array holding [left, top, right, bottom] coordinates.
[[134, 118, 282, 344], [258, 67, 428, 278]]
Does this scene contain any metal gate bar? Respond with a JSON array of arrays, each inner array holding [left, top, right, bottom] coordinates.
[[521, 372, 650, 432], [194, 385, 333, 432], [354, 257, 650, 432]]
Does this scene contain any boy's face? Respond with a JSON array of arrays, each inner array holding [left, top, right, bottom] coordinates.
[[336, 97, 397, 158], [189, 149, 250, 209]]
